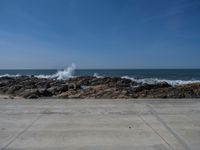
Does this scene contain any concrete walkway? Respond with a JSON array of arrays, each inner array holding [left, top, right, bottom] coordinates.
[[0, 99, 200, 150]]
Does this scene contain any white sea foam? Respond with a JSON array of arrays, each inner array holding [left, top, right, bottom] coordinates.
[[0, 64, 76, 80], [1, 67, 200, 85], [0, 74, 21, 78], [93, 73, 103, 78], [122, 76, 200, 86], [36, 64, 76, 80]]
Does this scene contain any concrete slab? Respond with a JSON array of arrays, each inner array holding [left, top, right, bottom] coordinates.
[[0, 99, 200, 150]]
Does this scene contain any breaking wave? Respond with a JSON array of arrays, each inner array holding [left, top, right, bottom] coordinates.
[[0, 64, 76, 80], [36, 64, 76, 80], [0, 74, 21, 78], [1, 66, 200, 85], [122, 76, 200, 86], [93, 73, 103, 78]]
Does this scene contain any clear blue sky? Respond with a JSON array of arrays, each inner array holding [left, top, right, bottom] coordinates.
[[0, 0, 200, 69]]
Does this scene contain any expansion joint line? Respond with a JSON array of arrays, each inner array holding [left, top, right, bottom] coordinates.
[[138, 114, 174, 150], [1, 113, 43, 150], [1, 100, 59, 150], [146, 104, 192, 150]]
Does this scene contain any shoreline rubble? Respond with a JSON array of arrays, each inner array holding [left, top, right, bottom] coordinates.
[[0, 76, 200, 99]]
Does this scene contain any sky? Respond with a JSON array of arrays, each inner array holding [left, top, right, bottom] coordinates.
[[0, 0, 200, 69]]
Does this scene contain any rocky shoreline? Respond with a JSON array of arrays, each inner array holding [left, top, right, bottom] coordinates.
[[0, 76, 200, 99]]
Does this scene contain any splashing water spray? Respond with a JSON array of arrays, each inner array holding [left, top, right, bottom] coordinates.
[[36, 64, 76, 80]]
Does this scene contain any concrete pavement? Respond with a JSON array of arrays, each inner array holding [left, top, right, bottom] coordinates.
[[0, 99, 200, 150]]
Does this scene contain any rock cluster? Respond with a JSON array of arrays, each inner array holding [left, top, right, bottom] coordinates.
[[0, 76, 200, 99]]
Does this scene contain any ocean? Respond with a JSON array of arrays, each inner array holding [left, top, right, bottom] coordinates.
[[0, 68, 200, 85]]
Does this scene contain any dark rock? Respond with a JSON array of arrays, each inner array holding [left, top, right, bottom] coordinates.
[[68, 83, 81, 90], [38, 89, 53, 97], [0, 76, 200, 99], [6, 85, 22, 94], [47, 87, 58, 95], [21, 89, 40, 98], [27, 94, 39, 99], [116, 79, 132, 87], [133, 82, 171, 93]]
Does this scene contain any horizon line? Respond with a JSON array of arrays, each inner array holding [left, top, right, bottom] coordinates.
[[0, 68, 200, 70]]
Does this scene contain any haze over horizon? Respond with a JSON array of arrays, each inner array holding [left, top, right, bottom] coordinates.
[[0, 0, 200, 69]]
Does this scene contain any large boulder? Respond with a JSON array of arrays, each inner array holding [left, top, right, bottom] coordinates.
[[20, 89, 40, 99], [6, 85, 22, 95], [133, 82, 171, 93]]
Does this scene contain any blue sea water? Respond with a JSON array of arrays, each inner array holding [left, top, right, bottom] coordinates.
[[0, 69, 199, 80], [0, 69, 200, 85]]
